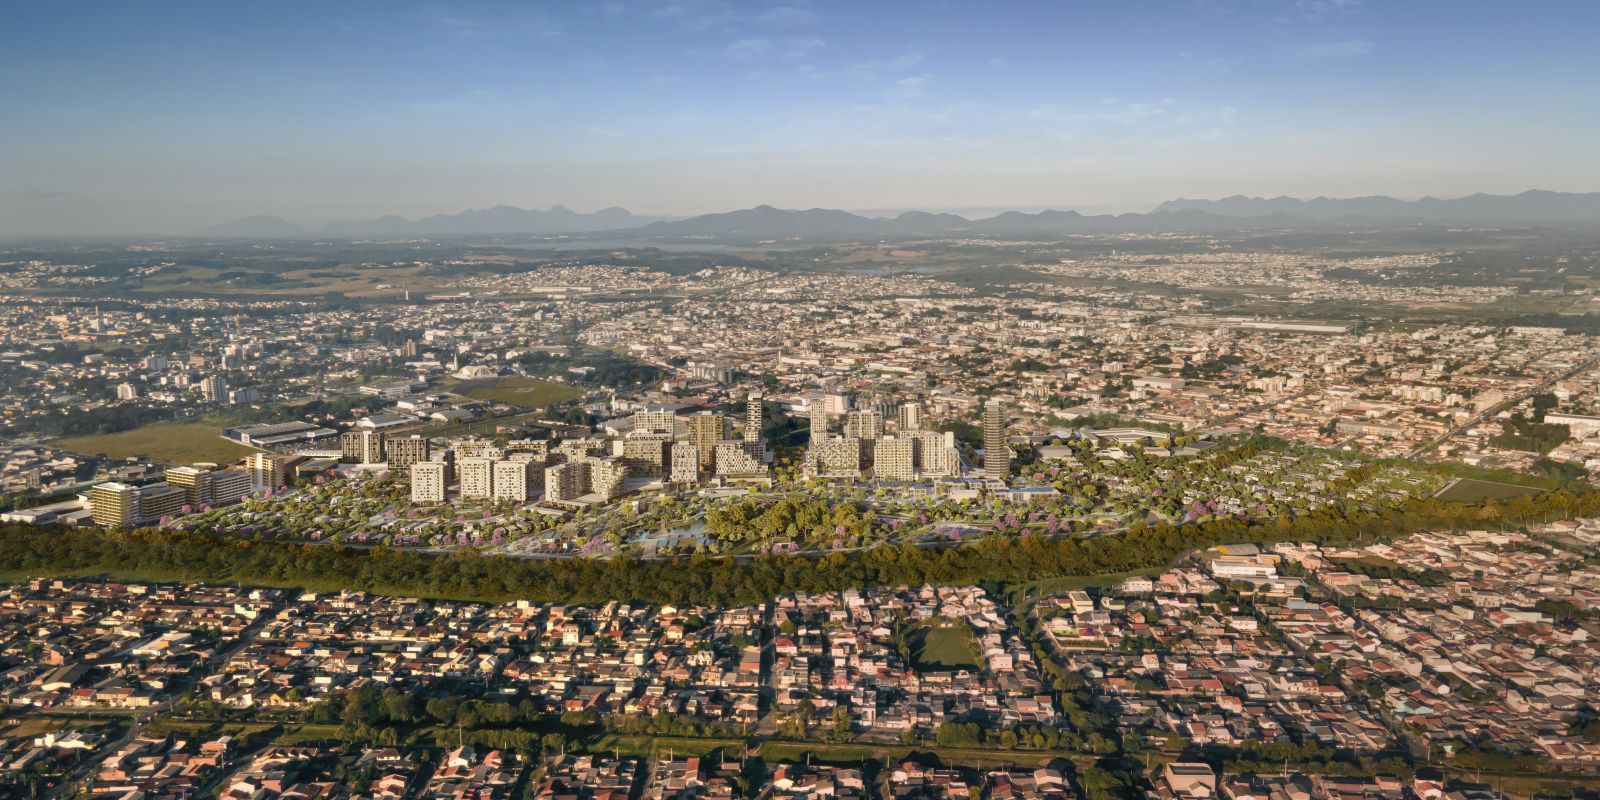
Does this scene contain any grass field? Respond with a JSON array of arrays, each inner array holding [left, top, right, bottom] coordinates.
[[910, 621, 981, 672], [451, 376, 583, 407], [57, 423, 260, 464], [1435, 478, 1545, 503]]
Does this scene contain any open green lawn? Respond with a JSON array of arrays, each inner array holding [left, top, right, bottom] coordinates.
[[910, 621, 981, 672], [451, 376, 583, 407], [57, 423, 260, 464], [1435, 478, 1545, 503]]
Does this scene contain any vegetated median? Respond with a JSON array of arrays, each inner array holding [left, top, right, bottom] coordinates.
[[3, 488, 1597, 606]]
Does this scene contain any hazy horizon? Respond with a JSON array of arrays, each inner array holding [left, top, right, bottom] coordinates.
[[5, 0, 1600, 236]]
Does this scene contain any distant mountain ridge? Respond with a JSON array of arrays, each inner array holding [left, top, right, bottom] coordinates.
[[1154, 189, 1600, 223], [200, 190, 1600, 240], [201, 205, 662, 238]]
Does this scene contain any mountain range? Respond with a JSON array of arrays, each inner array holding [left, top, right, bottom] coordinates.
[[200, 204, 662, 238], [201, 190, 1600, 241]]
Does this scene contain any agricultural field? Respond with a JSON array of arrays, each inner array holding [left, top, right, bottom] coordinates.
[[56, 423, 260, 464], [449, 376, 583, 407]]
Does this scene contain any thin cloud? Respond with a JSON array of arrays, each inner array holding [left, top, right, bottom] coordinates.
[[758, 5, 816, 27], [1299, 39, 1374, 58]]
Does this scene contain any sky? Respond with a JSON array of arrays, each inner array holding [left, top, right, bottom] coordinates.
[[3, 0, 1599, 235]]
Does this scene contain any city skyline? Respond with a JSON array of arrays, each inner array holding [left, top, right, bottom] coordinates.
[[6, 0, 1600, 234]]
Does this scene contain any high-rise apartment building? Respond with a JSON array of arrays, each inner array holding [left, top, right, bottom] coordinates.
[[807, 437, 863, 478], [87, 482, 140, 527], [669, 443, 700, 484], [744, 392, 764, 445], [844, 410, 884, 441], [340, 430, 385, 464], [808, 402, 830, 441], [896, 402, 922, 432], [386, 435, 431, 474], [714, 440, 766, 478], [982, 398, 1010, 480], [138, 484, 186, 521], [210, 469, 254, 505], [411, 461, 448, 503], [200, 374, 227, 403], [872, 437, 916, 480], [458, 457, 495, 500], [544, 457, 629, 503], [687, 412, 726, 469], [166, 466, 213, 507], [116, 383, 139, 401], [492, 459, 531, 503], [618, 436, 670, 477], [913, 430, 960, 477], [248, 452, 288, 489], [632, 406, 677, 436]]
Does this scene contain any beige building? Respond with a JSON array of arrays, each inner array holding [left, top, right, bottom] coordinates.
[[982, 398, 1010, 480], [411, 461, 448, 503], [872, 437, 915, 480], [914, 430, 960, 477], [744, 391, 764, 445], [248, 452, 289, 489], [632, 406, 677, 436], [458, 457, 495, 500], [669, 443, 700, 484], [386, 435, 431, 473], [844, 410, 884, 441], [165, 466, 213, 507], [340, 430, 385, 464], [687, 412, 726, 469], [87, 482, 140, 527], [714, 440, 766, 478], [492, 459, 532, 502], [896, 402, 922, 432], [808, 437, 863, 478]]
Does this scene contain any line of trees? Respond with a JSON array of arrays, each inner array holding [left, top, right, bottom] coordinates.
[[4, 486, 1599, 607]]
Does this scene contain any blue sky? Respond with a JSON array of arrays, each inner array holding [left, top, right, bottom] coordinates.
[[3, 0, 1598, 234]]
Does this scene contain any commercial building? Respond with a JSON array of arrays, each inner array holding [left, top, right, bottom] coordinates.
[[225, 421, 338, 448]]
